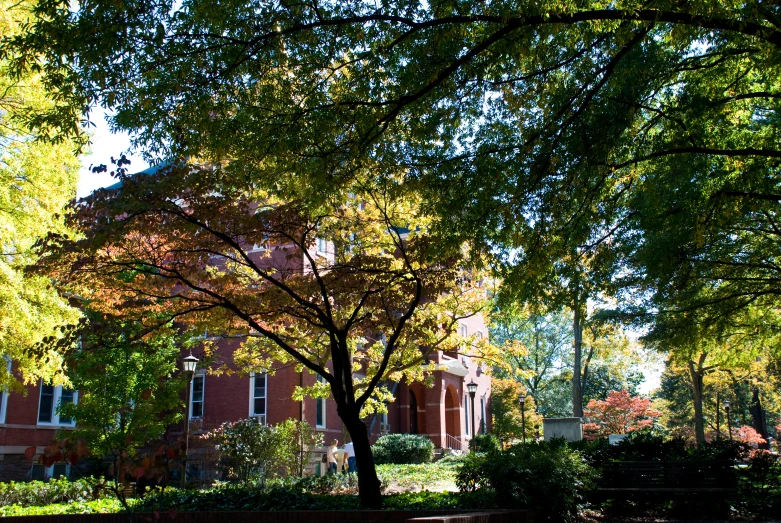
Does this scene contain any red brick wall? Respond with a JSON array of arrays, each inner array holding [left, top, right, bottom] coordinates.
[[2, 510, 529, 523]]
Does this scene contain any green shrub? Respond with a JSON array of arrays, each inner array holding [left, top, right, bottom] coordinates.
[[575, 431, 749, 468], [205, 418, 283, 484], [371, 433, 434, 464], [204, 417, 322, 483], [0, 498, 122, 517], [469, 434, 501, 453], [274, 418, 324, 477], [0, 477, 107, 508], [437, 452, 468, 465], [284, 473, 359, 494], [735, 450, 781, 517], [456, 440, 596, 522]]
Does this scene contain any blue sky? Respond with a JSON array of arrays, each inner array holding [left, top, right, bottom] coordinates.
[[77, 109, 148, 198]]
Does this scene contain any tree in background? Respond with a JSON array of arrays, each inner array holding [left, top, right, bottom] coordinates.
[[491, 307, 572, 417], [655, 349, 780, 444], [491, 305, 646, 418], [490, 378, 542, 448], [0, 0, 80, 390], [33, 312, 184, 509], [580, 326, 646, 404], [40, 163, 500, 508], [582, 390, 661, 440]]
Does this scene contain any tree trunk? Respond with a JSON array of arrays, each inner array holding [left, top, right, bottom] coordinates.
[[572, 305, 584, 418], [749, 387, 770, 449], [688, 355, 707, 445], [340, 405, 382, 508], [715, 391, 721, 440]]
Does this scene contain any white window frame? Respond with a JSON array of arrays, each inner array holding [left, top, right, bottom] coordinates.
[[0, 359, 10, 424], [379, 405, 389, 434], [190, 373, 205, 419], [316, 237, 327, 254], [249, 372, 267, 424], [37, 384, 77, 427], [315, 374, 327, 429], [459, 324, 468, 354]]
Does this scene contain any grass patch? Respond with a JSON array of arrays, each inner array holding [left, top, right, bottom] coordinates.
[[377, 462, 459, 490]]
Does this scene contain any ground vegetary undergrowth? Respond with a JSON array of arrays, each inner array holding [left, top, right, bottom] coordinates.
[[0, 462, 470, 517], [377, 461, 459, 491], [0, 499, 123, 517]]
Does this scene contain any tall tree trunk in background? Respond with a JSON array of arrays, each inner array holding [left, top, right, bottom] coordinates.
[[572, 301, 584, 418], [749, 387, 770, 449], [688, 353, 708, 445], [715, 391, 721, 439]]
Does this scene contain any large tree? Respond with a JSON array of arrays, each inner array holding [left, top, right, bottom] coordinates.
[[7, 0, 781, 482], [40, 162, 495, 508], [0, 0, 80, 390], [8, 0, 779, 398]]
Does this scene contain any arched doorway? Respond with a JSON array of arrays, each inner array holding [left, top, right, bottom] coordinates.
[[444, 385, 460, 440]]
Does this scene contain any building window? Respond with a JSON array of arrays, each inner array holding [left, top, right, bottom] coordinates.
[[30, 463, 70, 480], [464, 394, 470, 436], [30, 464, 46, 481], [316, 237, 327, 254], [249, 373, 267, 423], [190, 375, 205, 419], [480, 397, 487, 434], [315, 374, 326, 428], [0, 359, 10, 424], [379, 407, 390, 434], [0, 389, 7, 424], [38, 384, 77, 426], [459, 324, 468, 354]]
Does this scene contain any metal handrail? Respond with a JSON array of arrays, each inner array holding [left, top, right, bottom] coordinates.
[[445, 433, 464, 451]]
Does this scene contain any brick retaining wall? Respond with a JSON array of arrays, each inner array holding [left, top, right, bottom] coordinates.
[[3, 510, 529, 523]]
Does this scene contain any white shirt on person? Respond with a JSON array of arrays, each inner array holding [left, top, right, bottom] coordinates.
[[344, 441, 355, 458], [327, 445, 338, 464]]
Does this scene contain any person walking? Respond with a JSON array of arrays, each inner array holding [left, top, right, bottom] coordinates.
[[326, 439, 339, 474], [337, 444, 347, 474], [344, 440, 356, 473]]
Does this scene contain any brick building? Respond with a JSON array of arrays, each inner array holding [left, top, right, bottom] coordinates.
[[0, 319, 490, 481]]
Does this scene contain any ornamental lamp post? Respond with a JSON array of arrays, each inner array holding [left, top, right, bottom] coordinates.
[[724, 400, 732, 441], [467, 380, 478, 451], [181, 351, 199, 488], [519, 394, 527, 444]]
